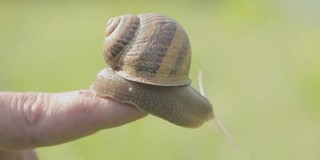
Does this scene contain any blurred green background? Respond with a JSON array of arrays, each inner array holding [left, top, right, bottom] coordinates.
[[1, 0, 320, 160]]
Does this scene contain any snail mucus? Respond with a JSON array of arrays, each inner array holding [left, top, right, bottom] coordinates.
[[92, 13, 215, 128]]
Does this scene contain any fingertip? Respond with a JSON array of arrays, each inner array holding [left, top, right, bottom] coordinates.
[[77, 90, 148, 128]]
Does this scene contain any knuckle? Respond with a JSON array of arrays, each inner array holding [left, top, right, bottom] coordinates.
[[12, 93, 47, 147]]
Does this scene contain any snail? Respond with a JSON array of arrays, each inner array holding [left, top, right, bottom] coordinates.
[[92, 13, 214, 128]]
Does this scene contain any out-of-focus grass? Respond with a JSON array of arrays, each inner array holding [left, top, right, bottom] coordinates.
[[1, 1, 320, 160]]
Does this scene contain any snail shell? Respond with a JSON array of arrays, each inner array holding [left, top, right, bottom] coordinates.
[[93, 13, 213, 128]]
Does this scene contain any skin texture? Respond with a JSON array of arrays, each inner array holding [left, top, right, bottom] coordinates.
[[0, 90, 147, 160]]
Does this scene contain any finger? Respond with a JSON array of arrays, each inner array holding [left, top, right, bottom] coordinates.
[[0, 150, 38, 160], [0, 90, 148, 150]]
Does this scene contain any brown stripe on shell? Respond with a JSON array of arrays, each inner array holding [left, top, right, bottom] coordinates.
[[131, 14, 177, 77], [103, 14, 140, 70], [114, 13, 192, 86], [155, 23, 191, 85], [169, 30, 191, 76]]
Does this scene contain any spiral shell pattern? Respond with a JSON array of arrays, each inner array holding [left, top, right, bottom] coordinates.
[[103, 13, 191, 86]]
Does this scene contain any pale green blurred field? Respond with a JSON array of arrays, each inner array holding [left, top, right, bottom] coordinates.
[[1, 1, 320, 160]]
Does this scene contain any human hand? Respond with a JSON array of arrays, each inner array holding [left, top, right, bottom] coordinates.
[[0, 90, 148, 160]]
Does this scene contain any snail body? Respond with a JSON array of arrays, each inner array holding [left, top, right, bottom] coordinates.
[[94, 68, 213, 128], [93, 13, 214, 128]]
